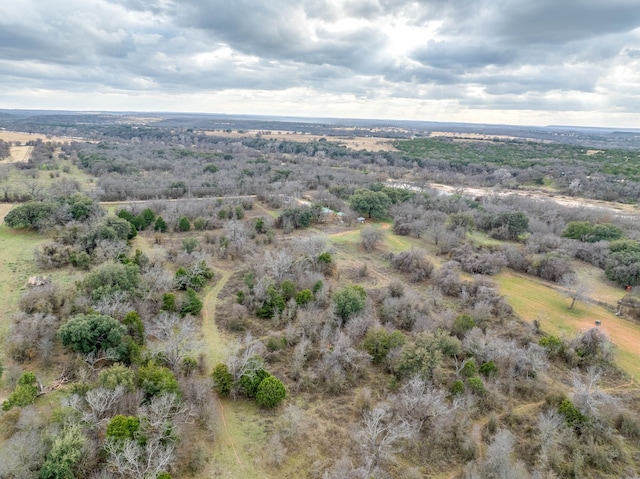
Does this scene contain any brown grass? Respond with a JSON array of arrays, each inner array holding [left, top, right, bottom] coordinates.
[[0, 130, 79, 144], [202, 130, 398, 152], [6, 145, 33, 163]]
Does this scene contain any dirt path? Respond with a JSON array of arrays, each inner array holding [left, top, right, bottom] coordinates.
[[199, 268, 270, 479]]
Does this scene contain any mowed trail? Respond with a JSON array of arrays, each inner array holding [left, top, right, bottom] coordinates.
[[199, 268, 271, 479]]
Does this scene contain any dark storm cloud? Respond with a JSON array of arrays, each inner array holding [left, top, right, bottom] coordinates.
[[0, 0, 639, 120]]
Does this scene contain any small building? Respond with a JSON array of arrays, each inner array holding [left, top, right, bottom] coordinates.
[[357, 217, 365, 224], [617, 293, 640, 323]]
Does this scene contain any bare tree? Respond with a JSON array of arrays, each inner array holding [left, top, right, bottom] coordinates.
[[561, 275, 589, 310], [148, 312, 201, 371], [536, 409, 570, 473], [360, 226, 384, 252], [355, 402, 412, 471], [105, 393, 193, 479], [570, 367, 619, 418]]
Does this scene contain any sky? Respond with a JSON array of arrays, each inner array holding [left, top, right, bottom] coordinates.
[[1, 0, 640, 127]]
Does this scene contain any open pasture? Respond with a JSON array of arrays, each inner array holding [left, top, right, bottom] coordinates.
[[497, 271, 640, 381]]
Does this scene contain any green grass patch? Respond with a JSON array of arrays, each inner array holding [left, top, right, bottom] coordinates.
[[0, 225, 46, 340], [497, 271, 640, 381]]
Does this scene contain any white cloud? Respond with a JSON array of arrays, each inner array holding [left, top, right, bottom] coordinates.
[[0, 0, 639, 127]]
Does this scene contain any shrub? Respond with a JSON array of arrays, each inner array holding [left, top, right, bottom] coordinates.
[[181, 288, 203, 316], [241, 368, 271, 398], [256, 376, 287, 408], [178, 216, 191, 232], [122, 311, 145, 345], [360, 226, 384, 252], [82, 262, 140, 300], [182, 238, 199, 254], [479, 361, 498, 378], [451, 380, 465, 396], [391, 249, 434, 282], [99, 364, 136, 391], [539, 335, 564, 356], [211, 363, 233, 397], [136, 363, 180, 398], [154, 215, 168, 232], [256, 287, 286, 319], [559, 399, 587, 428], [58, 313, 127, 356], [467, 376, 485, 396], [2, 372, 39, 411], [461, 359, 477, 378], [295, 289, 313, 306], [452, 314, 476, 338], [333, 285, 367, 324], [106, 415, 140, 441]]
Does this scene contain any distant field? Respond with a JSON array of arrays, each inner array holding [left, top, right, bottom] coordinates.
[[0, 130, 79, 144], [203, 129, 398, 152], [7, 145, 33, 162], [497, 271, 640, 381]]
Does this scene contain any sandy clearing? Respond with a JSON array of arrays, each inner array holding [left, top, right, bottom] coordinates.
[[6, 145, 32, 162], [386, 180, 640, 218], [202, 129, 398, 152]]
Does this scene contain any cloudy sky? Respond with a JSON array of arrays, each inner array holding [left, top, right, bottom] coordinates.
[[2, 0, 640, 127]]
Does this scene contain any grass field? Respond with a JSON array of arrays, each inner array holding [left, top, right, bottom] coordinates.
[[496, 271, 640, 381], [0, 207, 46, 341]]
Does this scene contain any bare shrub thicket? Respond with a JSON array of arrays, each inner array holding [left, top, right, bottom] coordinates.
[[390, 249, 434, 282]]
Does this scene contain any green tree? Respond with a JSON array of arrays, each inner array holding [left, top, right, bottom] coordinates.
[[82, 262, 140, 300], [280, 280, 296, 301], [559, 399, 587, 429], [154, 215, 168, 232], [98, 363, 136, 391], [4, 201, 57, 230], [362, 328, 404, 364], [39, 425, 86, 479], [467, 376, 485, 396], [255, 376, 287, 408], [162, 293, 177, 312], [490, 211, 529, 240], [62, 194, 103, 221], [122, 311, 145, 345], [58, 313, 126, 356], [395, 332, 443, 380], [295, 289, 313, 306], [106, 415, 140, 441], [240, 368, 271, 398], [180, 288, 203, 316], [452, 314, 476, 338], [256, 287, 286, 319], [136, 362, 180, 398], [561, 221, 594, 241], [605, 240, 640, 286], [333, 285, 367, 324], [2, 372, 39, 411], [349, 189, 391, 219], [211, 363, 234, 397], [178, 216, 191, 232]]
